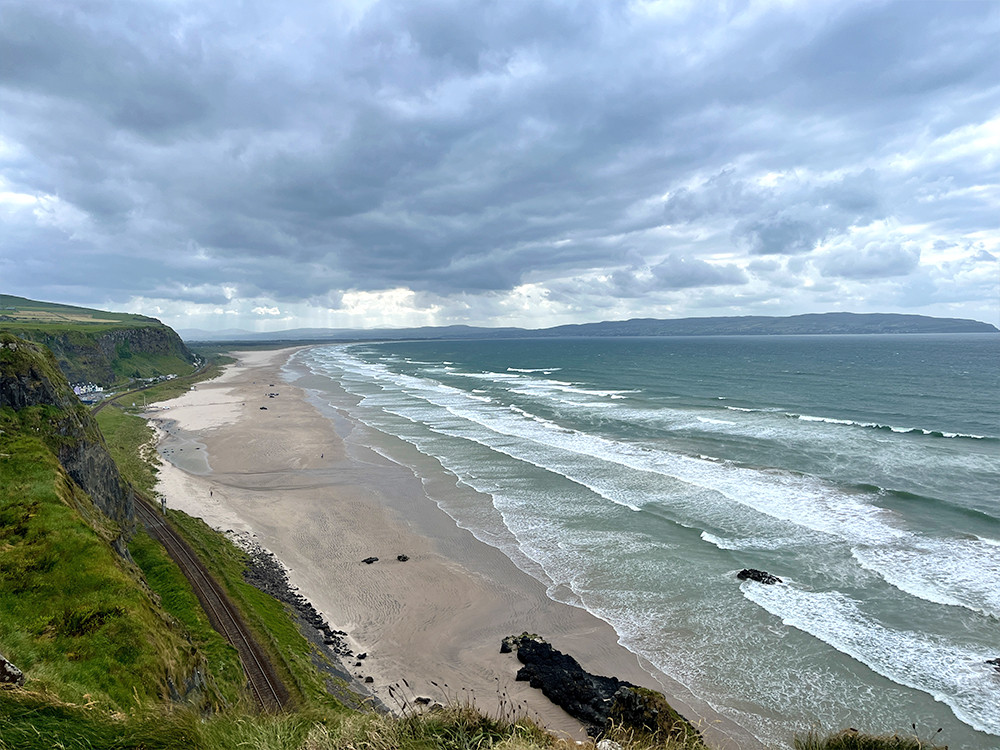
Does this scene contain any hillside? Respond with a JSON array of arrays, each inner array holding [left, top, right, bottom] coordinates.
[[0, 332, 950, 750], [0, 295, 197, 387], [180, 311, 997, 343], [0, 333, 219, 710]]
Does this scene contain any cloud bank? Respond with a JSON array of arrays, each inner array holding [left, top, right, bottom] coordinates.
[[1, 0, 998, 329]]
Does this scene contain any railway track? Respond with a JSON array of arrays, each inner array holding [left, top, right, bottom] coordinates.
[[134, 495, 290, 711]]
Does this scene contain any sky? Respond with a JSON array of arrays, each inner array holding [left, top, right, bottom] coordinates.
[[1, 0, 998, 332]]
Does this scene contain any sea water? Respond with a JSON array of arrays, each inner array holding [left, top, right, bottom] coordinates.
[[292, 335, 999, 749]]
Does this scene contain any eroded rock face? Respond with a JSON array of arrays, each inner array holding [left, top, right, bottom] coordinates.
[[0, 652, 25, 687], [736, 568, 782, 585], [0, 334, 134, 552]]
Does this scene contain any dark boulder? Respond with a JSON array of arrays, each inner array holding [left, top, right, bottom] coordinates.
[[397, 554, 409, 562], [0, 653, 24, 687], [501, 633, 634, 732], [362, 557, 378, 565], [737, 568, 782, 585], [501, 634, 704, 745]]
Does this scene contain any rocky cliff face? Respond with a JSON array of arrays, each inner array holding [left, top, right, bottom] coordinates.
[[0, 333, 134, 553], [25, 324, 196, 387]]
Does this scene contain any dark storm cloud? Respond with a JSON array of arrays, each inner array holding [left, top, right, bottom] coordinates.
[[1, 0, 998, 324]]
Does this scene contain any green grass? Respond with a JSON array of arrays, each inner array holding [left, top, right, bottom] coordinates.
[[0, 410, 207, 711], [127, 529, 249, 709], [0, 691, 559, 750], [164, 510, 352, 714], [95, 407, 161, 495], [110, 350, 197, 382]]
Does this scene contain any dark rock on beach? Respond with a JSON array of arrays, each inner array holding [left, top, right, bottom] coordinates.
[[737, 568, 782, 585], [501, 633, 704, 745], [238, 535, 383, 711], [501, 633, 635, 732], [397, 554, 409, 562], [362, 557, 379, 565]]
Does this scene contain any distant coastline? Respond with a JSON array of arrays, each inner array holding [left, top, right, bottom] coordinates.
[[180, 311, 999, 343]]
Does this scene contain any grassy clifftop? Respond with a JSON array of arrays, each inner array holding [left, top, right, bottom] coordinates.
[[0, 334, 223, 712], [0, 332, 952, 750], [0, 295, 196, 387]]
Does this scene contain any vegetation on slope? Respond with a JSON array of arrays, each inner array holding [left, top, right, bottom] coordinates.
[[0, 406, 216, 711], [0, 294, 160, 327], [0, 294, 196, 387], [0, 330, 951, 750]]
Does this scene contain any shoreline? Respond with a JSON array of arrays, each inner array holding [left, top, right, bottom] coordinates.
[[147, 347, 759, 748]]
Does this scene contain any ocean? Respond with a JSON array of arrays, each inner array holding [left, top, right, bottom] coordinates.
[[291, 334, 999, 749]]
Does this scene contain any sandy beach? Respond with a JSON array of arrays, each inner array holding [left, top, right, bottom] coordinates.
[[148, 348, 756, 748]]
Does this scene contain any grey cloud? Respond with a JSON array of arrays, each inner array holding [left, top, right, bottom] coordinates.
[[0, 0, 997, 325], [648, 255, 747, 290], [665, 168, 886, 256], [819, 240, 921, 280], [737, 216, 824, 256], [600, 255, 747, 298]]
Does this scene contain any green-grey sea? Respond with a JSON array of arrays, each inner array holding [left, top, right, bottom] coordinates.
[[293, 334, 999, 749]]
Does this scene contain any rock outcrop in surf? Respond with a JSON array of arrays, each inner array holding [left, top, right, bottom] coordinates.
[[737, 568, 782, 584]]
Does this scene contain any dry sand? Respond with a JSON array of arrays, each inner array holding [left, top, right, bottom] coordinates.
[[148, 348, 755, 748]]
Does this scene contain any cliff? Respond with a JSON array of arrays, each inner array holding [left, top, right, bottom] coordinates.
[[0, 333, 225, 711], [0, 295, 196, 387], [0, 333, 134, 552]]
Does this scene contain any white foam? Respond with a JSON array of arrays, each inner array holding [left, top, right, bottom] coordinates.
[[701, 531, 797, 551], [329, 347, 912, 549], [743, 583, 1000, 736], [852, 540, 1000, 618]]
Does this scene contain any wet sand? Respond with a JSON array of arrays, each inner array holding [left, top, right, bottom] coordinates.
[[148, 347, 757, 748]]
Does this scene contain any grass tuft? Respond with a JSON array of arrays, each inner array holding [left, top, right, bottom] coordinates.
[[793, 727, 948, 750]]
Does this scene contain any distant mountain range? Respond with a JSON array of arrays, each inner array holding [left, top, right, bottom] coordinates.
[[179, 312, 998, 343]]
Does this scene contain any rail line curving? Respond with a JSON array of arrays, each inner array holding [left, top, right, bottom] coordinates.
[[134, 496, 289, 711]]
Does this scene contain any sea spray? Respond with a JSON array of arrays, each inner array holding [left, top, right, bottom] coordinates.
[[293, 334, 1000, 749]]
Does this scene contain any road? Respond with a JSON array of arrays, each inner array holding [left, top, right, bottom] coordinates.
[[91, 360, 208, 416]]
